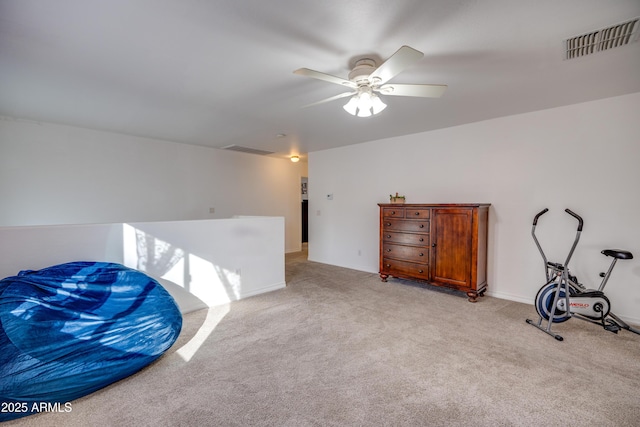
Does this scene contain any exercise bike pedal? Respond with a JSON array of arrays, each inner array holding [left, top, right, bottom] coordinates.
[[604, 320, 621, 333]]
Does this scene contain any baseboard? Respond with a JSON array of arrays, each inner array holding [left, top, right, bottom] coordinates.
[[161, 278, 286, 313], [306, 257, 378, 275], [238, 281, 287, 300], [610, 313, 640, 327], [485, 290, 532, 305]]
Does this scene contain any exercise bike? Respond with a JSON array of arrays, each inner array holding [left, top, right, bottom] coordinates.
[[525, 208, 639, 341]]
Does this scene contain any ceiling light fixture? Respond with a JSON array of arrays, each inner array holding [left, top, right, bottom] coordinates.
[[343, 87, 387, 117], [295, 46, 447, 118], [290, 155, 300, 163]]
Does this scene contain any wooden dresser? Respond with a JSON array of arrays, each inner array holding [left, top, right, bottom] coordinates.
[[378, 203, 490, 302]]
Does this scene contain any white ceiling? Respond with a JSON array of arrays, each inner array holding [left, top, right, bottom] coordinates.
[[1, 0, 639, 160]]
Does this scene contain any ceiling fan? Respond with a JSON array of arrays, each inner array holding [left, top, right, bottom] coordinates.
[[294, 45, 447, 118]]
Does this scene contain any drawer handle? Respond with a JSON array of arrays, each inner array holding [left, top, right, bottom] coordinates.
[[419, 224, 424, 228], [386, 264, 391, 268], [387, 248, 391, 252], [419, 253, 424, 257], [386, 235, 391, 238], [391, 211, 396, 215], [386, 222, 391, 226], [414, 212, 420, 216], [419, 269, 424, 273], [419, 238, 424, 242], [432, 243, 437, 247]]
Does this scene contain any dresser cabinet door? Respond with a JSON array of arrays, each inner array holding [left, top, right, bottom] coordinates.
[[431, 208, 472, 287]]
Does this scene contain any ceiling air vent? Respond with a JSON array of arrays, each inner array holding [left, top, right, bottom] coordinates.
[[565, 18, 639, 59], [220, 145, 274, 156]]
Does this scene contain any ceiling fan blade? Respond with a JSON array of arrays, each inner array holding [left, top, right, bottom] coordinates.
[[301, 91, 356, 108], [369, 45, 424, 85], [377, 83, 447, 98], [294, 68, 357, 89]]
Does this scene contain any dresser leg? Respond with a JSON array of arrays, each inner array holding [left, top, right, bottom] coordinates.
[[380, 273, 389, 282], [466, 291, 478, 303]]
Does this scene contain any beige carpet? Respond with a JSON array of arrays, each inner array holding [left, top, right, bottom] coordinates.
[[7, 249, 640, 426]]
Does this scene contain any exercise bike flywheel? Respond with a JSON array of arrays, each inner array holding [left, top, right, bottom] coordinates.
[[535, 282, 575, 323]]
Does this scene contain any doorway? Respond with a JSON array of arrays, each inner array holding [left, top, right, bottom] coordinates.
[[301, 177, 308, 243], [301, 200, 308, 243]]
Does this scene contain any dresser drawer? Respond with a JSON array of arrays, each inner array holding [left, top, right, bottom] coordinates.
[[382, 231, 430, 246], [405, 208, 430, 219], [382, 243, 429, 263], [382, 258, 430, 280], [382, 207, 405, 218], [382, 219, 430, 233]]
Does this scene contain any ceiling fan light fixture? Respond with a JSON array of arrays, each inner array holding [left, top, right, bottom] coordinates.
[[343, 96, 359, 115], [296, 45, 444, 117], [344, 90, 386, 117], [358, 91, 373, 109], [357, 107, 372, 118], [371, 94, 387, 114]]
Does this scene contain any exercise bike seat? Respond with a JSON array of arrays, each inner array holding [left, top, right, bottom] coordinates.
[[601, 249, 633, 260]]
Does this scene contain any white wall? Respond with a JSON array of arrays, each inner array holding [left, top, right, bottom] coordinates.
[[0, 217, 285, 313], [308, 92, 640, 324], [0, 117, 305, 253]]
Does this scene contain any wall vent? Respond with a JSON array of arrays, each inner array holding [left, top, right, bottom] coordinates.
[[220, 145, 274, 156], [565, 18, 639, 59]]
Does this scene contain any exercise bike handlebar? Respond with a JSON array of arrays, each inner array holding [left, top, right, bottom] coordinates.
[[531, 208, 583, 281], [565, 209, 583, 231], [563, 209, 583, 269], [533, 208, 549, 225], [531, 208, 549, 280]]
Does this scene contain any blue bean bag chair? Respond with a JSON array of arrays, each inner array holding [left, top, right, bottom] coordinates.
[[0, 261, 182, 421]]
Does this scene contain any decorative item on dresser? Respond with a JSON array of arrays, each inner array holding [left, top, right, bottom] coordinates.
[[378, 203, 490, 302], [389, 192, 406, 204]]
